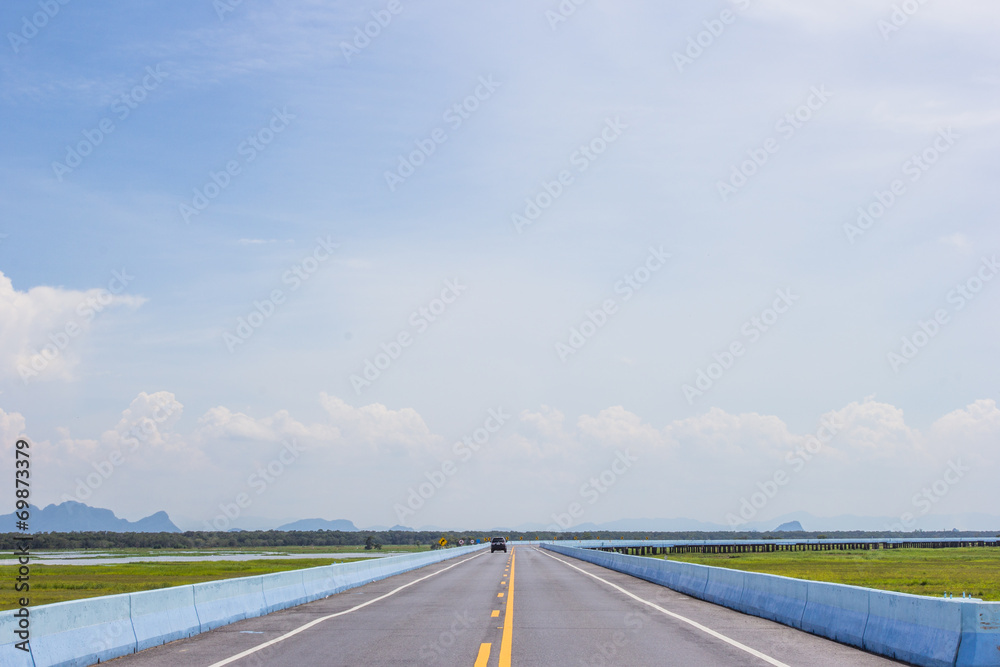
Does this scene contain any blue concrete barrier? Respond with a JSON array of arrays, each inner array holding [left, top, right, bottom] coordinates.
[[129, 586, 200, 651], [30, 595, 136, 667], [671, 561, 710, 598], [0, 608, 35, 667], [957, 603, 1000, 667], [800, 579, 869, 649], [864, 590, 964, 667], [543, 544, 1000, 667], [633, 556, 672, 588], [0, 545, 486, 667], [704, 566, 745, 609], [301, 563, 343, 601], [739, 571, 808, 628], [261, 570, 309, 614], [340, 559, 378, 588], [631, 554, 669, 587], [192, 576, 267, 631]]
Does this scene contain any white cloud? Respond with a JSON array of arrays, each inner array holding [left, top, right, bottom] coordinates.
[[0, 271, 145, 383], [747, 0, 1000, 33], [3, 392, 999, 528], [0, 407, 27, 450], [318, 393, 440, 457]]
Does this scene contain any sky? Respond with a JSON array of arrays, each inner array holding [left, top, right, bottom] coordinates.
[[1, 0, 998, 532]]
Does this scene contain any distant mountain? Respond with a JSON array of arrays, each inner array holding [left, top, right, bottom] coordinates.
[[531, 512, 1000, 533], [774, 520, 804, 532], [754, 511, 1000, 533], [590, 517, 733, 532], [2, 501, 180, 533], [275, 518, 358, 531], [518, 517, 732, 533]]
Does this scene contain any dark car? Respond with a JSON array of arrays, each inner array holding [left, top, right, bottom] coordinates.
[[490, 537, 507, 553]]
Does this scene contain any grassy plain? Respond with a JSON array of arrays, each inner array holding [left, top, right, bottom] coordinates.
[[23, 544, 431, 559], [1, 556, 371, 610], [658, 547, 1000, 600]]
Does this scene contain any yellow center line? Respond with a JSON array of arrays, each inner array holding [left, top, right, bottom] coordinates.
[[474, 643, 491, 667], [491, 610, 500, 618], [497, 592, 504, 597], [499, 548, 515, 667]]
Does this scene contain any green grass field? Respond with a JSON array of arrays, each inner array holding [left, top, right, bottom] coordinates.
[[1, 556, 370, 610], [22, 544, 433, 559], [656, 547, 1000, 600]]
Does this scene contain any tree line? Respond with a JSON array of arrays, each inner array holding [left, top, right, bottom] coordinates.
[[0, 529, 996, 550]]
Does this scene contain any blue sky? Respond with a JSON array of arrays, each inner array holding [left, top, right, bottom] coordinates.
[[1, 0, 999, 531]]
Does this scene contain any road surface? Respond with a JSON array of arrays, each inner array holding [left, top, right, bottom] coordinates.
[[108, 547, 904, 666]]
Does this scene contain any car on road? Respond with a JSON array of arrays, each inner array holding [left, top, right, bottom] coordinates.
[[491, 537, 507, 553]]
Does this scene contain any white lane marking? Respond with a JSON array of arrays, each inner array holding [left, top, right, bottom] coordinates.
[[536, 549, 790, 667], [207, 551, 488, 667]]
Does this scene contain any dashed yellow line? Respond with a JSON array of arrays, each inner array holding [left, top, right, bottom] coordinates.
[[499, 548, 515, 667], [474, 643, 491, 667], [491, 610, 500, 618]]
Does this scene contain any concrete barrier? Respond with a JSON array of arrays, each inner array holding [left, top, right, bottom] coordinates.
[[192, 576, 267, 631], [704, 566, 745, 609], [800, 579, 869, 649], [0, 609, 35, 667], [129, 586, 201, 651], [542, 544, 1000, 667], [339, 559, 376, 588], [261, 570, 309, 614], [3, 545, 485, 667], [739, 571, 808, 629], [671, 561, 710, 598], [864, 589, 963, 667], [30, 595, 137, 667], [628, 554, 669, 587], [957, 602, 1000, 667], [301, 564, 344, 601]]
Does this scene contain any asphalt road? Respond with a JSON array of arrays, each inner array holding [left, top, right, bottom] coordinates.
[[108, 547, 905, 666]]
